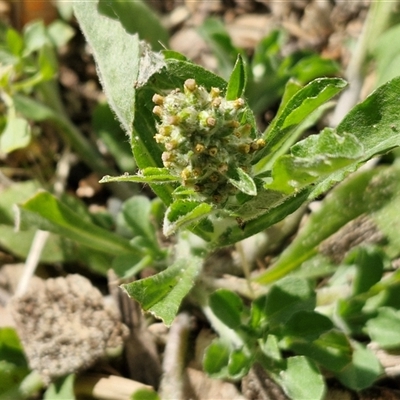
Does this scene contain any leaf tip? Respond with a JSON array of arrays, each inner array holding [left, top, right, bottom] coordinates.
[[99, 175, 110, 183]]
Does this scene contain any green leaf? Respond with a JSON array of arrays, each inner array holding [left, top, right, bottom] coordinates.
[[121, 257, 202, 326], [273, 78, 346, 131], [336, 296, 370, 336], [282, 311, 333, 341], [373, 24, 400, 87], [74, 1, 140, 136], [122, 196, 165, 258], [203, 339, 230, 378], [366, 307, 400, 349], [210, 186, 311, 248], [227, 348, 251, 379], [336, 76, 400, 163], [23, 20, 49, 56], [0, 328, 30, 396], [226, 167, 257, 196], [198, 74, 400, 248], [265, 128, 364, 194], [226, 187, 285, 222], [0, 182, 115, 271], [262, 277, 315, 329], [38, 45, 58, 80], [0, 225, 74, 264], [226, 54, 246, 100], [0, 180, 40, 224], [6, 28, 23, 57], [43, 375, 75, 400], [348, 247, 384, 296], [256, 165, 400, 284], [290, 55, 340, 84], [285, 329, 352, 373], [13, 94, 55, 121], [47, 20, 75, 48], [100, 168, 179, 184], [0, 116, 31, 153], [92, 102, 136, 173], [245, 30, 287, 114], [131, 388, 160, 400], [112, 253, 152, 279], [122, 196, 156, 241], [18, 191, 139, 256], [281, 356, 326, 400], [98, 0, 169, 51], [209, 289, 244, 330], [255, 77, 347, 171], [336, 342, 382, 391], [260, 334, 282, 361], [278, 79, 303, 112], [249, 295, 269, 332], [163, 200, 213, 237], [0, 328, 25, 357]]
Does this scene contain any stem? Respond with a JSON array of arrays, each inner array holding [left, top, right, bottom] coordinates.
[[15, 230, 50, 297], [192, 285, 244, 348], [74, 373, 154, 400], [235, 241, 254, 297], [159, 313, 191, 400]]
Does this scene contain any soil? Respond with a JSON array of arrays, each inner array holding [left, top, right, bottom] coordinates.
[[2, 1, 400, 399]]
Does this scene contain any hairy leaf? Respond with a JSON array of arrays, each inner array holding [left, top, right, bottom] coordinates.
[[226, 54, 246, 100], [281, 356, 326, 400], [121, 257, 202, 326], [18, 191, 138, 256], [255, 77, 347, 171], [335, 343, 382, 391], [74, 1, 140, 135], [98, 0, 169, 51], [209, 289, 244, 330], [163, 200, 213, 237], [256, 165, 400, 284], [366, 307, 400, 349]]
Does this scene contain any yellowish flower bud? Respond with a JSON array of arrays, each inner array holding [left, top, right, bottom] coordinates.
[[152, 93, 164, 105], [152, 105, 163, 117], [184, 78, 197, 92], [208, 147, 218, 156]]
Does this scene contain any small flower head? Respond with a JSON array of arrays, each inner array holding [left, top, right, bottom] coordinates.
[[152, 79, 264, 205]]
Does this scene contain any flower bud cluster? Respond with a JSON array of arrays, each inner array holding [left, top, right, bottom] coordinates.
[[152, 78, 265, 204]]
